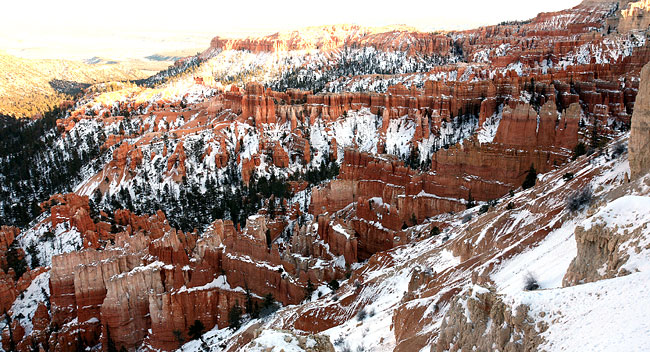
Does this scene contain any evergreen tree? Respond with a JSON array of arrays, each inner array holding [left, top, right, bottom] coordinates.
[[522, 165, 537, 190], [466, 191, 476, 209], [265, 229, 272, 249], [244, 285, 254, 315], [228, 302, 243, 330], [173, 330, 184, 345], [4, 313, 16, 352], [263, 293, 275, 309], [188, 319, 205, 340], [106, 327, 118, 352], [572, 142, 587, 160], [7, 244, 27, 280], [304, 279, 315, 301]]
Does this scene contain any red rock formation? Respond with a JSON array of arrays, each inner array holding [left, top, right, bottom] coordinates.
[[0, 270, 17, 315], [166, 141, 187, 181], [272, 143, 290, 168], [1, 321, 24, 351], [0, 226, 18, 251], [202, 24, 452, 56], [40, 193, 107, 249], [39, 193, 328, 350]]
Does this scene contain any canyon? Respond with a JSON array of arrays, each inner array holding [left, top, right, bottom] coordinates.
[[1, 0, 650, 351]]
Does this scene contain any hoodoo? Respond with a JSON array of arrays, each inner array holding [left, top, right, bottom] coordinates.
[[1, 0, 650, 351]]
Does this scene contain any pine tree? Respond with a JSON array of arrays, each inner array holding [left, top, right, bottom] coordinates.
[[228, 302, 242, 330], [245, 285, 254, 315], [572, 142, 587, 160], [173, 330, 184, 345], [265, 229, 272, 249], [188, 319, 205, 340], [106, 327, 118, 352], [304, 279, 315, 301], [522, 165, 537, 190], [7, 244, 27, 280], [466, 191, 476, 209], [263, 293, 275, 309]]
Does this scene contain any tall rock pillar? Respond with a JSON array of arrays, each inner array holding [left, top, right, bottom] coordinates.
[[630, 62, 650, 178]]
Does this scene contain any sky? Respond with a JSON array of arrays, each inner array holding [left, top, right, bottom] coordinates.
[[0, 0, 584, 60]]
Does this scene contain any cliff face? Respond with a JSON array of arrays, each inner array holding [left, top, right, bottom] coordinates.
[[46, 206, 263, 351], [308, 98, 581, 251], [32, 194, 347, 351], [563, 196, 650, 286], [203, 24, 450, 56], [618, 0, 650, 33], [630, 62, 650, 178], [436, 286, 544, 352]]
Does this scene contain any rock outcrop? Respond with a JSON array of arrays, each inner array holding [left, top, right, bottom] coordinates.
[[436, 286, 545, 352], [563, 195, 650, 286], [630, 62, 650, 178], [240, 329, 335, 352], [618, 0, 650, 33]]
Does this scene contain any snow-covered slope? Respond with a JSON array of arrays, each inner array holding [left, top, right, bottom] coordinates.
[[180, 134, 650, 352]]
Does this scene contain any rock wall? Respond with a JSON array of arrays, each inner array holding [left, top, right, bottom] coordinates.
[[563, 196, 650, 287], [203, 24, 453, 57], [436, 286, 545, 352], [630, 62, 650, 178], [618, 0, 650, 33]]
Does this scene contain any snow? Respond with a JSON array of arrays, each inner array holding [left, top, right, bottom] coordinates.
[[492, 146, 638, 297], [512, 271, 650, 352], [243, 330, 305, 352], [583, 195, 650, 232], [176, 275, 237, 294], [507, 62, 524, 76], [492, 219, 579, 296], [18, 221, 83, 267], [176, 319, 260, 352], [477, 107, 503, 144], [323, 270, 409, 351], [323, 236, 461, 352], [488, 147, 650, 351], [331, 223, 353, 239], [583, 195, 650, 273], [4, 271, 50, 335], [385, 116, 415, 158], [329, 108, 381, 162]]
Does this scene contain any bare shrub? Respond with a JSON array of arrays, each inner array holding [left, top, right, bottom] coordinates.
[[566, 185, 593, 212], [524, 272, 540, 291], [611, 142, 627, 159], [356, 307, 367, 321]]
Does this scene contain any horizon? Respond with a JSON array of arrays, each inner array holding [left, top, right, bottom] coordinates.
[[1, 0, 582, 61]]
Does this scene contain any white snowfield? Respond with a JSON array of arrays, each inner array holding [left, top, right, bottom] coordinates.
[[243, 330, 319, 352], [515, 271, 650, 351], [490, 152, 650, 351]]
